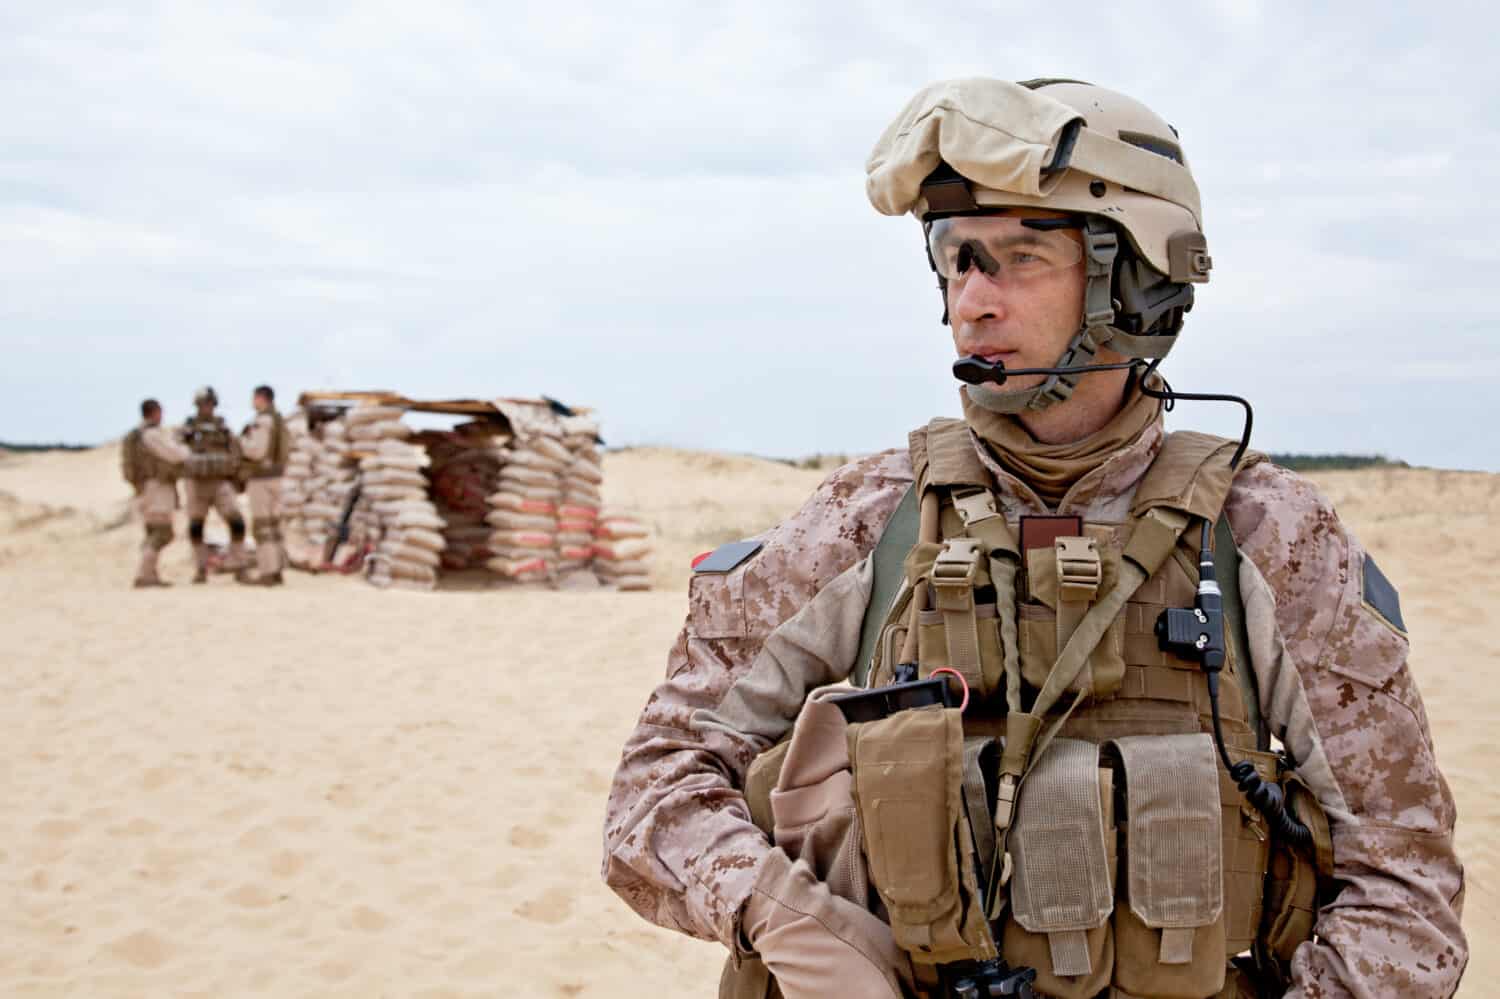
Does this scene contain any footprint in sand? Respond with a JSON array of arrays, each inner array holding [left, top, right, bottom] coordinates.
[[514, 885, 574, 926], [507, 825, 550, 849], [107, 929, 173, 969], [351, 904, 390, 932], [227, 883, 281, 909]]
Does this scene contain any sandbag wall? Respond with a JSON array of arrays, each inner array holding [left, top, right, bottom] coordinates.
[[346, 405, 447, 591], [280, 409, 364, 566]]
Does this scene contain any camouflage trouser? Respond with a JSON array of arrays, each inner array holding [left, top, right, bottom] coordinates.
[[135, 479, 178, 583], [183, 477, 245, 569], [245, 476, 284, 576]]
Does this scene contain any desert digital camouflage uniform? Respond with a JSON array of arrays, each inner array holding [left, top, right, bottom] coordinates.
[[181, 390, 247, 580], [239, 408, 287, 583], [602, 425, 1465, 996], [603, 76, 1465, 999], [131, 422, 191, 586]]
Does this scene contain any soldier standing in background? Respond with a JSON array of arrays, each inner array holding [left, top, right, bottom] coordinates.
[[181, 385, 248, 583], [122, 398, 190, 588], [237, 384, 288, 586]]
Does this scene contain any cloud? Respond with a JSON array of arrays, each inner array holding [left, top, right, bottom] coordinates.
[[1, 1, 1496, 472]]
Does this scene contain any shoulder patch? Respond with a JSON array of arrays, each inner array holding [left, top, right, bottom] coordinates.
[[1362, 553, 1406, 635], [692, 539, 763, 574]]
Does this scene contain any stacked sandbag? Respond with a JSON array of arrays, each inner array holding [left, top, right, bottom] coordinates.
[[278, 410, 318, 564], [297, 414, 360, 560], [555, 414, 604, 575], [361, 432, 445, 591], [484, 435, 570, 582], [593, 508, 653, 591]]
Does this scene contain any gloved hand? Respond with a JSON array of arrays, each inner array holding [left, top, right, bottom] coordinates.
[[743, 847, 911, 999]]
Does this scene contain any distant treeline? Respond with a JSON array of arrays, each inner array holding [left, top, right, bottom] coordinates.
[[0, 441, 93, 453], [1267, 453, 1406, 471], [774, 452, 1409, 473]]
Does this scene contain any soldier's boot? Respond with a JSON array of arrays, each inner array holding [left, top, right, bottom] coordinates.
[[236, 571, 284, 587], [192, 542, 210, 584], [133, 544, 169, 588], [224, 540, 249, 573]]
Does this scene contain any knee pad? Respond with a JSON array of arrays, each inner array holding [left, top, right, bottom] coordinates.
[[146, 523, 174, 550], [228, 517, 247, 542], [189, 519, 206, 543]]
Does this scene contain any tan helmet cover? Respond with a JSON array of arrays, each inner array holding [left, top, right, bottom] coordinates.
[[193, 385, 218, 406], [867, 78, 1207, 280]]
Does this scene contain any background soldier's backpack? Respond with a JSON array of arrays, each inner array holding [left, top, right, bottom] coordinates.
[[120, 427, 145, 489]]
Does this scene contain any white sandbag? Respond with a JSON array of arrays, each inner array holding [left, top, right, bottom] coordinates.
[[484, 510, 559, 532], [611, 574, 652, 592], [374, 419, 411, 440], [387, 542, 442, 567], [345, 405, 405, 426], [498, 465, 561, 488], [528, 436, 573, 465], [487, 529, 556, 550], [485, 554, 553, 579], [395, 509, 446, 531], [594, 538, 653, 561], [502, 447, 568, 472], [595, 517, 649, 540], [487, 490, 557, 514], [568, 455, 604, 484], [594, 557, 651, 578], [396, 526, 446, 552]]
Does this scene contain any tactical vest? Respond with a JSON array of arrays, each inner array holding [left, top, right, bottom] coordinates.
[[243, 410, 289, 479], [727, 422, 1331, 999], [122, 425, 177, 486], [182, 415, 238, 480]]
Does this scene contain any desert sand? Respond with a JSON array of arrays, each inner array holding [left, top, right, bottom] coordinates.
[[0, 443, 1493, 996]]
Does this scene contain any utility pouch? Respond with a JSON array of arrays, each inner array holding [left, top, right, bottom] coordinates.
[[1110, 733, 1226, 999], [185, 451, 236, 480], [850, 706, 997, 966], [916, 539, 1005, 701], [1260, 769, 1334, 968], [1019, 541, 1126, 700], [1002, 738, 1116, 999]]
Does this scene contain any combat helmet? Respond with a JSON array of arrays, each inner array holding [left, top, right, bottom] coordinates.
[[866, 78, 1212, 411], [193, 385, 218, 406]]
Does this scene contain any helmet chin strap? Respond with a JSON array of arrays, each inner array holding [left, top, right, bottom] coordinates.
[[952, 216, 1122, 414]]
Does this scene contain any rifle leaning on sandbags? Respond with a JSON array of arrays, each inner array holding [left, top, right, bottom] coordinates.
[[321, 482, 363, 569]]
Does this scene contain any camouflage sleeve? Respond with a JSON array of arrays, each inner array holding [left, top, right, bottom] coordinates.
[[241, 414, 272, 462], [142, 426, 191, 465], [601, 450, 912, 946], [1228, 462, 1467, 998]]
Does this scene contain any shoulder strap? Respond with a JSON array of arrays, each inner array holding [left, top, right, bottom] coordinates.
[[854, 483, 918, 686], [1131, 430, 1239, 523], [1216, 512, 1268, 751], [922, 417, 991, 491]]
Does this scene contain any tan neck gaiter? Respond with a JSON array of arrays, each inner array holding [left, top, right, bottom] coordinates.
[[961, 379, 1163, 508]]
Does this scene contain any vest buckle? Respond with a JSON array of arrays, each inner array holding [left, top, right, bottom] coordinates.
[[1055, 536, 1102, 602], [931, 538, 983, 610], [952, 488, 999, 525]]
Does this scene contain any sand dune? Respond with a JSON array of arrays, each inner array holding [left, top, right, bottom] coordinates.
[[0, 444, 1491, 995]]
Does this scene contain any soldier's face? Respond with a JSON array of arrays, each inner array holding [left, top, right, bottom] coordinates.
[[146, 409, 162, 426], [943, 211, 1089, 393], [196, 401, 214, 418]]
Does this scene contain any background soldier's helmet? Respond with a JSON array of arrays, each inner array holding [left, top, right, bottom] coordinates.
[[193, 386, 218, 407], [866, 78, 1213, 408]]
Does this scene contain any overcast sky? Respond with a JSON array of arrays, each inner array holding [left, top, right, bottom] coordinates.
[[3, 2, 1496, 471]]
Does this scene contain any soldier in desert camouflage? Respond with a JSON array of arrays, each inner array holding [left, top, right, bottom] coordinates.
[[122, 398, 191, 588], [603, 80, 1465, 998], [181, 386, 248, 583], [237, 385, 289, 586]]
